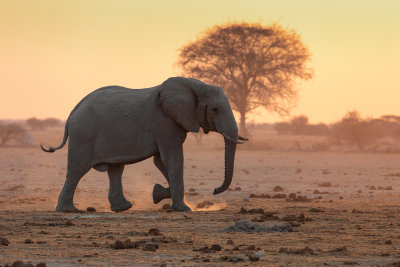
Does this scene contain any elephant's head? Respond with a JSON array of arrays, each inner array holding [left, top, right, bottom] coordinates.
[[160, 77, 248, 195]]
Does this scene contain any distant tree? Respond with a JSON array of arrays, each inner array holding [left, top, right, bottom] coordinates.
[[26, 117, 62, 130], [26, 117, 44, 130], [0, 122, 26, 146], [274, 115, 329, 136], [177, 22, 313, 135], [333, 111, 374, 151]]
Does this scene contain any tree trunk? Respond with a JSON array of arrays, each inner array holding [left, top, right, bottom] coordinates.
[[239, 110, 247, 136]]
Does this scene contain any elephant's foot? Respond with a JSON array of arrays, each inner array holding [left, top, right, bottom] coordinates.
[[152, 184, 171, 204], [171, 202, 192, 212], [56, 201, 79, 212], [109, 195, 132, 212]]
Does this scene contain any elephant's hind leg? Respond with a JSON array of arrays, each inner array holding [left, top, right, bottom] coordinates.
[[152, 153, 171, 204], [107, 164, 132, 212], [56, 166, 90, 212]]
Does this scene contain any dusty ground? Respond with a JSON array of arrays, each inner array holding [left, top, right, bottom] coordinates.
[[2, 129, 400, 266]]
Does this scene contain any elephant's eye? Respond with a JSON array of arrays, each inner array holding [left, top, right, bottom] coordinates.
[[213, 107, 218, 113]]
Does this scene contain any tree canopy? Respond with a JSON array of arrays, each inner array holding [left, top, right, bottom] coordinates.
[[177, 22, 313, 134]]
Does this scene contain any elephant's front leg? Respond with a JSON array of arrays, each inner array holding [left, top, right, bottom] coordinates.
[[160, 146, 191, 212], [107, 164, 132, 212], [152, 153, 171, 204]]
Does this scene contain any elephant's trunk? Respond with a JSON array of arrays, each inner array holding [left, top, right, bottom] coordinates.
[[213, 137, 237, 195]]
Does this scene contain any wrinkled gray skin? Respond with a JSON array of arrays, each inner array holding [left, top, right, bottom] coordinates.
[[41, 77, 247, 212]]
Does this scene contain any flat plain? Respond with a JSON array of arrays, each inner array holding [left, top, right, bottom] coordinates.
[[2, 128, 400, 266]]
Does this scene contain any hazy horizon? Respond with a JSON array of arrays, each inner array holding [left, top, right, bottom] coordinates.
[[1, 0, 399, 124]]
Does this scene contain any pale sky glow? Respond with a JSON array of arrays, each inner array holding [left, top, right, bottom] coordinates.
[[1, 0, 399, 123]]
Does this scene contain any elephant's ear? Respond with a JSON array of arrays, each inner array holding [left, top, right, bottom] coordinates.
[[160, 77, 201, 133]]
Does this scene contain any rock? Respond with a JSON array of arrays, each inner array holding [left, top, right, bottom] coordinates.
[[162, 203, 171, 210], [329, 246, 348, 252], [229, 256, 244, 262], [243, 197, 249, 202], [24, 239, 34, 244], [221, 220, 293, 233], [86, 207, 96, 212], [202, 259, 210, 262], [211, 244, 222, 251], [220, 256, 229, 261], [159, 264, 167, 267], [0, 237, 10, 246], [148, 228, 161, 236], [226, 239, 234, 245], [248, 254, 260, 261], [239, 207, 264, 214], [254, 251, 265, 257], [247, 245, 256, 250], [142, 242, 158, 252], [273, 185, 284, 192], [249, 193, 271, 199], [36, 264, 47, 267], [385, 240, 393, 245], [113, 240, 124, 250], [309, 207, 325, 212], [12, 261, 24, 267], [279, 246, 314, 254], [112, 239, 137, 249]]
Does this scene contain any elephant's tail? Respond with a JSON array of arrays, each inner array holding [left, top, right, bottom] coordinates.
[[40, 119, 69, 153]]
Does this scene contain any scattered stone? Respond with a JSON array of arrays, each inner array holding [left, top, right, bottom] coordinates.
[[24, 239, 34, 244], [148, 228, 161, 236], [254, 251, 265, 257], [286, 195, 312, 202], [112, 239, 137, 250], [239, 207, 264, 214], [247, 245, 256, 250], [36, 241, 46, 244], [36, 263, 47, 267], [226, 239, 234, 245], [159, 264, 167, 267], [193, 244, 222, 253], [321, 170, 331, 175], [385, 240, 393, 245], [0, 237, 10, 246], [378, 186, 393, 190], [272, 193, 287, 199], [87, 207, 96, 212], [248, 254, 259, 261], [229, 256, 244, 262], [279, 246, 314, 254], [329, 246, 348, 252], [249, 193, 271, 199], [142, 242, 158, 252], [220, 256, 229, 261], [202, 258, 210, 262], [162, 203, 171, 210], [313, 189, 329, 194], [309, 207, 325, 212], [221, 220, 293, 233], [318, 182, 332, 187], [273, 185, 284, 192]]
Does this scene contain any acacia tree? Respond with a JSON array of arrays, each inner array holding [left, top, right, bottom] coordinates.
[[176, 23, 313, 135]]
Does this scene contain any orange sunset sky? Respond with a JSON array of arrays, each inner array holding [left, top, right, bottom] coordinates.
[[1, 0, 399, 123]]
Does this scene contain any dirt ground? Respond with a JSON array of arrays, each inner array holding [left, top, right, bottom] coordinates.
[[2, 129, 400, 266]]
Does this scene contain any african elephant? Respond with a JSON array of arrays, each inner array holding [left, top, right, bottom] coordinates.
[[41, 77, 247, 212]]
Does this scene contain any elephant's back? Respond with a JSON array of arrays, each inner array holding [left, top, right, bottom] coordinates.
[[69, 85, 160, 123]]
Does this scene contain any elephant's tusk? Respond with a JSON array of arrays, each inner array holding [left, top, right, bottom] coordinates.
[[238, 136, 249, 141], [222, 133, 244, 144]]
